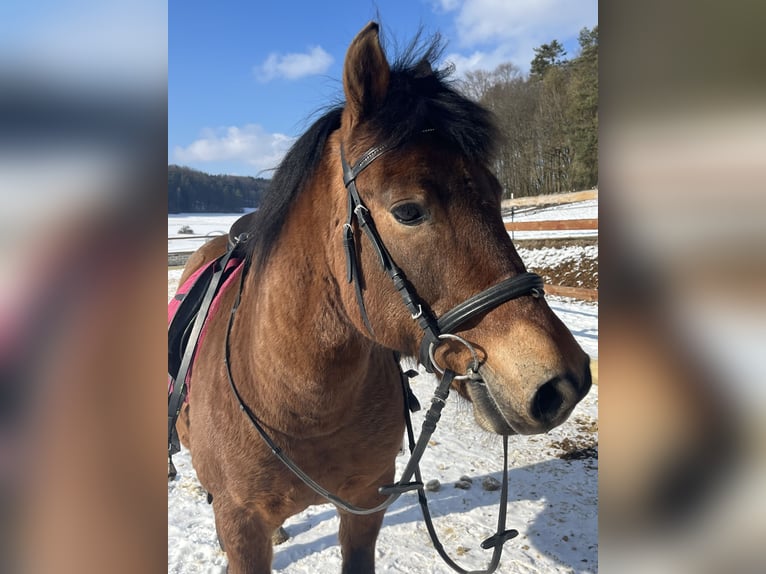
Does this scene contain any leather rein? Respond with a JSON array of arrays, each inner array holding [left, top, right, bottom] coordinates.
[[220, 140, 545, 573]]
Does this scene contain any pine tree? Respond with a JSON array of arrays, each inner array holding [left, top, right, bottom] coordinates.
[[530, 40, 566, 77], [567, 26, 598, 189]]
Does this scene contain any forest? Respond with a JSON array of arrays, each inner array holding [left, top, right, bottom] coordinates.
[[168, 26, 597, 209], [458, 25, 598, 197], [167, 165, 269, 213]]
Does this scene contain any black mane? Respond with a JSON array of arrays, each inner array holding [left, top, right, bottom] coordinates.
[[245, 32, 500, 268], [370, 33, 500, 160], [244, 106, 342, 267]]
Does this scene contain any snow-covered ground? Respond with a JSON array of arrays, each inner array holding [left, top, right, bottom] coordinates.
[[167, 201, 598, 573]]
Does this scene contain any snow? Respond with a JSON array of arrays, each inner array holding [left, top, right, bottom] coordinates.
[[517, 245, 598, 271], [168, 210, 255, 253], [167, 201, 598, 573], [168, 377, 598, 573]]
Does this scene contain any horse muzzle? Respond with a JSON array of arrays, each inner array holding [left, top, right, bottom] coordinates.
[[469, 356, 592, 435]]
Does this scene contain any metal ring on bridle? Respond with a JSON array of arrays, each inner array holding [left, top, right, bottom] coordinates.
[[428, 333, 482, 381]]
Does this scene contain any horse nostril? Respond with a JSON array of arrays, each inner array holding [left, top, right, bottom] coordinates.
[[530, 375, 582, 426], [532, 379, 564, 423]]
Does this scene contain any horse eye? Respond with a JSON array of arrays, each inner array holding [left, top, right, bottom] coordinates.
[[391, 202, 427, 226]]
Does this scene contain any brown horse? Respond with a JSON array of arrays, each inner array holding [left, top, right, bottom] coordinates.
[[173, 22, 591, 574]]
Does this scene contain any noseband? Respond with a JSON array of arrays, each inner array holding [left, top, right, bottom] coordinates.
[[340, 142, 544, 373]]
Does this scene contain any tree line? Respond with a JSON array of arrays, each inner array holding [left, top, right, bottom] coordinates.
[[459, 26, 598, 197], [168, 165, 270, 213], [169, 27, 596, 211]]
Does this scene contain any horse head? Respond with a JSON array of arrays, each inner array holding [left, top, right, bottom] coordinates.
[[334, 22, 591, 435]]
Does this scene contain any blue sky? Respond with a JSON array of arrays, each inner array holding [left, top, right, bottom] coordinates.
[[170, 0, 597, 177]]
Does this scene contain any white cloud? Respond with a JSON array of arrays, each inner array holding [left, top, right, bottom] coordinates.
[[440, 0, 597, 74], [173, 124, 294, 174], [444, 46, 521, 77], [431, 0, 461, 11], [453, 0, 595, 45], [254, 46, 333, 82]]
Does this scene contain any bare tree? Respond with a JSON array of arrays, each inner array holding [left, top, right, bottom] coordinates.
[[452, 30, 598, 198]]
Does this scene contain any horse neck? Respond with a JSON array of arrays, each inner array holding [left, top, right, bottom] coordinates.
[[241, 157, 373, 387]]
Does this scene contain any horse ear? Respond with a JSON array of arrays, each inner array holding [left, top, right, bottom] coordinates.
[[343, 22, 390, 126]]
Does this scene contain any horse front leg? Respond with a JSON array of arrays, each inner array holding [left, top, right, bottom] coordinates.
[[338, 508, 386, 574], [213, 496, 274, 574]]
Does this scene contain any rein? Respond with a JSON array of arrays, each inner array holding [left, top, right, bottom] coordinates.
[[181, 139, 545, 573], [224, 270, 517, 570]]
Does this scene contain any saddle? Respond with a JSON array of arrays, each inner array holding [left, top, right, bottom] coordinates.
[[167, 211, 255, 464], [167, 256, 242, 380]]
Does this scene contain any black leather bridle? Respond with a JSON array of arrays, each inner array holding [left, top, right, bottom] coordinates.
[[340, 141, 545, 374]]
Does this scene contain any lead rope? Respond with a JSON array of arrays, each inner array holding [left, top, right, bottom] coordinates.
[[415, 436, 515, 573], [398, 364, 517, 574]]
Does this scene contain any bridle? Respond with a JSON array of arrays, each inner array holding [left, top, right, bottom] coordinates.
[[340, 141, 545, 375], [221, 139, 546, 574]]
